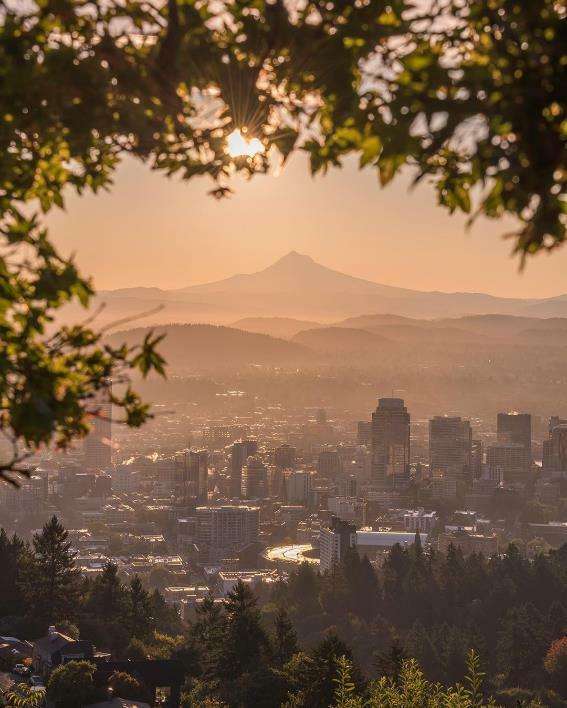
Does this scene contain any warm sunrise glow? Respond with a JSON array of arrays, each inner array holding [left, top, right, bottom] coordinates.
[[226, 128, 265, 158]]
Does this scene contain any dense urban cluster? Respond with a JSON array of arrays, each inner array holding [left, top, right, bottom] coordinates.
[[1, 395, 567, 706]]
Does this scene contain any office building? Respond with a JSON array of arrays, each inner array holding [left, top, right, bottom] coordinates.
[[84, 394, 112, 470], [195, 505, 259, 561], [471, 439, 483, 478], [357, 421, 372, 446], [319, 516, 357, 572], [327, 496, 365, 523], [284, 469, 312, 504], [371, 398, 410, 488], [230, 440, 258, 498], [497, 412, 532, 459], [338, 474, 357, 498], [241, 455, 268, 499], [189, 450, 209, 502], [543, 422, 567, 474], [318, 449, 342, 479], [272, 444, 296, 470], [202, 425, 249, 450], [429, 416, 472, 480], [267, 465, 284, 498], [404, 509, 438, 533], [487, 443, 530, 485]]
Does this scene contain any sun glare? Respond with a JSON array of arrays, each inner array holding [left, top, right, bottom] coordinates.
[[226, 128, 265, 158]]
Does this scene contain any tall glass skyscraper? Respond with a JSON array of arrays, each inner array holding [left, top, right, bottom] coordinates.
[[371, 398, 410, 488]]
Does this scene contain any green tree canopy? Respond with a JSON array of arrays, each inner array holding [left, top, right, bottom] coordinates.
[[20, 515, 81, 628], [108, 670, 149, 702], [2, 683, 45, 708], [46, 660, 100, 708]]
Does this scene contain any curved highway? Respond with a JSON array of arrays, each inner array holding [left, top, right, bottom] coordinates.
[[264, 543, 320, 565]]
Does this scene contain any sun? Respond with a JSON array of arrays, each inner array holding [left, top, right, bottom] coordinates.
[[226, 128, 265, 158]]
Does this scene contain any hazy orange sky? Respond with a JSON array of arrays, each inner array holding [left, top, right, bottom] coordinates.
[[47, 154, 567, 298]]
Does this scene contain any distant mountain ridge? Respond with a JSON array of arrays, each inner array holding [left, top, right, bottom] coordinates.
[[105, 323, 310, 370], [68, 251, 567, 326], [102, 313, 567, 375]]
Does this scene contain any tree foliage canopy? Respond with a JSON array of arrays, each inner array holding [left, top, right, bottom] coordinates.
[[0, 0, 565, 480]]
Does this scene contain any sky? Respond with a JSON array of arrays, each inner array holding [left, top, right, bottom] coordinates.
[[47, 153, 567, 299]]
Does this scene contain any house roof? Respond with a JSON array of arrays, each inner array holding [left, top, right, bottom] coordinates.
[[34, 631, 75, 656]]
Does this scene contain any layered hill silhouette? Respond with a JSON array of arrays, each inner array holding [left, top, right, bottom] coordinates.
[[292, 327, 392, 354], [105, 324, 310, 370], [102, 311, 567, 375], [232, 316, 321, 339], [61, 251, 567, 327], [234, 312, 567, 348]]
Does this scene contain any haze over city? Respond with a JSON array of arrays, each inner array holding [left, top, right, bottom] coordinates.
[[2, 1, 566, 707]]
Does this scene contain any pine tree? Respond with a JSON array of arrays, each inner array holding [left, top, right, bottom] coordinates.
[[496, 604, 549, 687], [220, 580, 270, 679], [273, 606, 299, 667], [127, 575, 154, 639], [0, 529, 29, 617], [301, 634, 359, 708], [375, 641, 407, 683], [88, 562, 127, 619], [23, 516, 79, 627], [288, 562, 320, 615], [192, 594, 225, 686], [547, 601, 567, 639], [149, 587, 181, 634], [345, 553, 380, 621], [382, 543, 409, 608]]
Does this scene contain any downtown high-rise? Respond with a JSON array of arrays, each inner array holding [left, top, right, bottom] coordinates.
[[229, 440, 258, 498], [429, 416, 472, 481], [371, 398, 410, 488]]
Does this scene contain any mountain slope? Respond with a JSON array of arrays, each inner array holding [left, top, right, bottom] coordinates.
[[105, 324, 312, 370], [178, 251, 415, 297], [232, 316, 323, 338], [292, 326, 391, 353], [61, 252, 567, 325]]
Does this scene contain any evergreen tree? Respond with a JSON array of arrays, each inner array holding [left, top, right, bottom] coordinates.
[[88, 562, 127, 619], [219, 581, 270, 680], [127, 575, 154, 639], [81, 562, 130, 654], [288, 563, 320, 615], [345, 552, 380, 621], [23, 516, 79, 627], [192, 595, 225, 687], [273, 606, 299, 667], [374, 642, 407, 683], [299, 634, 360, 708], [547, 601, 567, 639], [382, 544, 409, 610], [496, 604, 549, 687], [149, 587, 182, 635], [0, 530, 29, 617]]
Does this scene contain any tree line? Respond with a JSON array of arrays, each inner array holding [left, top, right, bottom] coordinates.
[[1, 517, 567, 706], [0, 516, 181, 652]]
